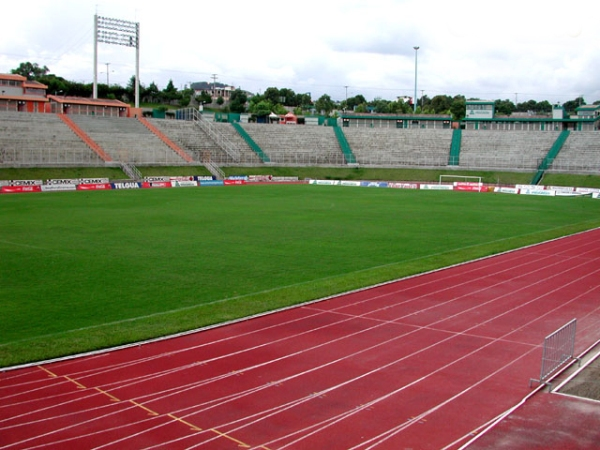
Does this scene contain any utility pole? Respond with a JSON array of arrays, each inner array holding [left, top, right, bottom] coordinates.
[[105, 62, 110, 85], [211, 74, 218, 99]]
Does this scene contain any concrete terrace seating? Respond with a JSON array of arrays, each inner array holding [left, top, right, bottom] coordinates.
[[344, 128, 453, 167], [203, 122, 262, 165], [551, 131, 600, 173], [0, 111, 104, 166], [459, 131, 560, 170], [69, 115, 187, 165], [148, 118, 231, 164], [240, 123, 345, 165]]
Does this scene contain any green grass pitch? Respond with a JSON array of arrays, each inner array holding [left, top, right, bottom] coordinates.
[[1, 184, 599, 367]]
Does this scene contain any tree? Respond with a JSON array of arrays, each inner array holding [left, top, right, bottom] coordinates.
[[344, 94, 366, 111], [11, 62, 49, 80], [297, 92, 313, 109], [562, 97, 585, 114], [315, 94, 335, 116], [263, 87, 282, 106], [195, 91, 213, 105], [249, 99, 274, 117], [144, 82, 160, 103], [450, 96, 466, 121], [229, 89, 248, 113], [430, 95, 452, 114], [162, 79, 179, 102], [494, 99, 516, 116]]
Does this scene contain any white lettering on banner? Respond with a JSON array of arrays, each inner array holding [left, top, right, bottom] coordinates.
[[114, 182, 140, 190]]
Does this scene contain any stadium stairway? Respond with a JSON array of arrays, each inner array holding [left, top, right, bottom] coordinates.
[[137, 117, 194, 163], [531, 130, 570, 185], [333, 127, 357, 165], [448, 128, 462, 165], [58, 114, 113, 162], [231, 122, 271, 163]]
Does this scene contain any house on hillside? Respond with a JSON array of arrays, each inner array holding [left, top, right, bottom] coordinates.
[[0, 72, 133, 117], [0, 73, 49, 113]]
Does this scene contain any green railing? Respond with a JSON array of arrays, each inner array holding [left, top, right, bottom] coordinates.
[[531, 130, 570, 185], [448, 129, 462, 166], [333, 126, 357, 164], [231, 122, 270, 163]]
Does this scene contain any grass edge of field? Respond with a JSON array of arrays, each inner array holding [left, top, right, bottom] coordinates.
[[2, 220, 599, 369]]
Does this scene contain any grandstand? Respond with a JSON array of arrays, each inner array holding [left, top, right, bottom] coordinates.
[[68, 115, 187, 165], [0, 111, 104, 166], [344, 128, 453, 167], [238, 123, 345, 166], [550, 131, 600, 173], [458, 130, 561, 171], [1, 110, 600, 179]]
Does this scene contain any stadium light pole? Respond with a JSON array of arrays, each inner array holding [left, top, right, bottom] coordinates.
[[413, 46, 419, 113]]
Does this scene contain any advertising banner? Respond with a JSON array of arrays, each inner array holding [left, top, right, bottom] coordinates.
[[519, 188, 556, 196], [170, 180, 198, 188], [111, 182, 141, 190], [81, 178, 110, 184], [142, 181, 172, 189], [77, 183, 113, 191], [420, 184, 454, 190], [454, 183, 487, 192], [248, 175, 273, 182], [494, 187, 520, 194], [41, 184, 77, 192], [199, 180, 224, 187], [310, 180, 340, 185], [360, 181, 389, 188], [1, 185, 42, 194], [224, 180, 247, 186], [8, 179, 43, 186], [46, 179, 81, 185], [388, 183, 419, 189], [340, 181, 362, 187]]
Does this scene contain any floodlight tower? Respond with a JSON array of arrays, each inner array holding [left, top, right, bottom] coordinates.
[[94, 15, 140, 108], [413, 46, 419, 113]]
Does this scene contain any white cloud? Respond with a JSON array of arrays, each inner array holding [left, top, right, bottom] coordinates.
[[1, 0, 599, 103]]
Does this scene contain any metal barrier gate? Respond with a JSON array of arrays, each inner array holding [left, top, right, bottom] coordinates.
[[530, 318, 578, 388]]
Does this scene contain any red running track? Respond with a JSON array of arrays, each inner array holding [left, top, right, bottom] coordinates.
[[2, 228, 600, 449]]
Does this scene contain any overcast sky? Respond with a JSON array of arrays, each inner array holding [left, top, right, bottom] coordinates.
[[1, 0, 598, 104]]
